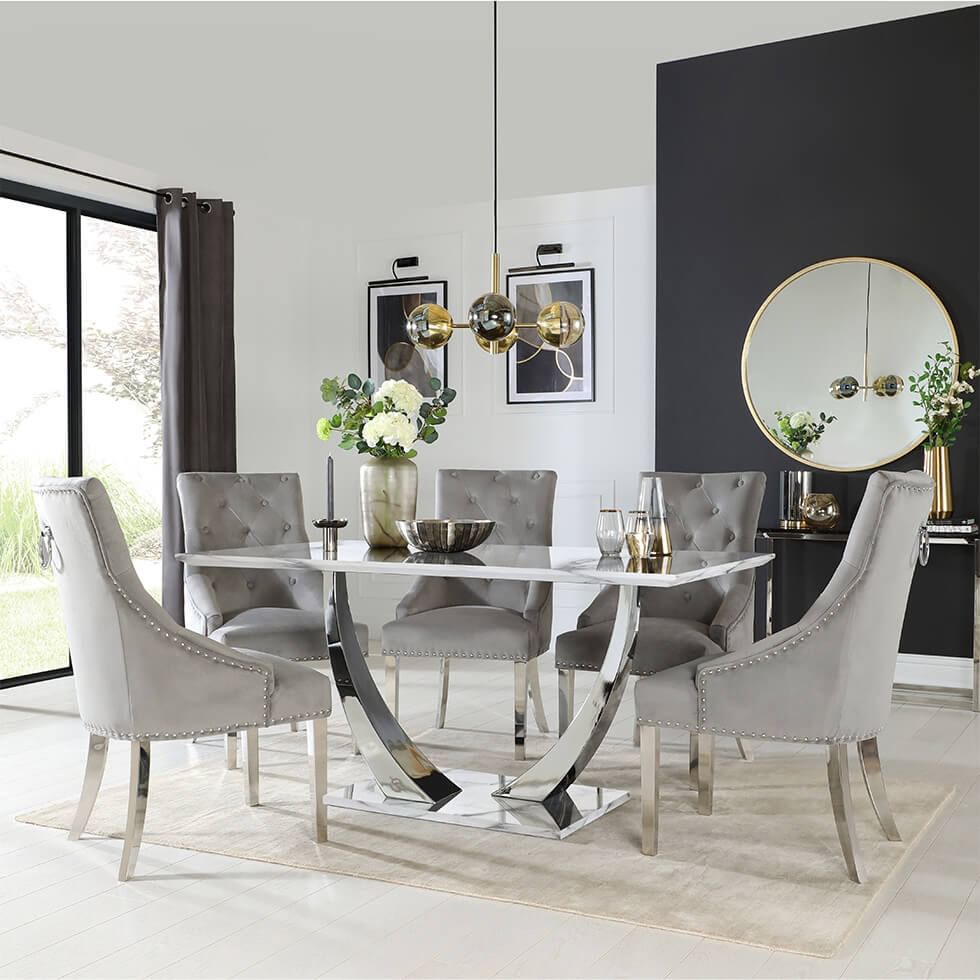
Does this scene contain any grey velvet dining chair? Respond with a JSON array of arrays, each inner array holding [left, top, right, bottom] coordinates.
[[381, 469, 558, 759], [634, 470, 933, 882], [176, 472, 368, 764], [33, 477, 332, 882], [555, 471, 766, 761]]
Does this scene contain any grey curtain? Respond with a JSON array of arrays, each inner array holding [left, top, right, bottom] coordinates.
[[159, 189, 236, 624]]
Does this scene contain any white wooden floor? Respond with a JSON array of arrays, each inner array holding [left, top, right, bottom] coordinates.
[[1, 657, 977, 979]]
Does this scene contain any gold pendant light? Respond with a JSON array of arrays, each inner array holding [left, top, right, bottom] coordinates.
[[406, 1, 585, 356]]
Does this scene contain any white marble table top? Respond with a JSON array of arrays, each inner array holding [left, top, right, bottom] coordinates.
[[178, 540, 772, 588]]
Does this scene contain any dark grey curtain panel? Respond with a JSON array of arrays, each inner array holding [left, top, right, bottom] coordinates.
[[158, 189, 236, 624]]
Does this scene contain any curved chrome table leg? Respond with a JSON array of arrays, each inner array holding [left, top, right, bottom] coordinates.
[[69, 734, 108, 841], [495, 585, 639, 804], [326, 573, 461, 804], [858, 737, 901, 841]]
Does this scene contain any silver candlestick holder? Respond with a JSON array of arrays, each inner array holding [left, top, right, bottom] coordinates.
[[313, 518, 348, 560]]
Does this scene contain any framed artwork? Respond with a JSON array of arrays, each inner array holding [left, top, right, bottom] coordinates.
[[505, 267, 595, 404], [368, 279, 448, 389]]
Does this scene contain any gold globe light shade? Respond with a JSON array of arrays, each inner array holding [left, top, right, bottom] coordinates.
[[474, 327, 519, 355], [406, 303, 453, 350], [468, 292, 516, 343], [536, 300, 585, 348]]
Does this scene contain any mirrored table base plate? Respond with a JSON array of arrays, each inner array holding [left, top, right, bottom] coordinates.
[[325, 769, 630, 840]]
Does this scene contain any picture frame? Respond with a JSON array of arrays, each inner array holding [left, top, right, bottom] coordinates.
[[367, 279, 448, 389], [505, 266, 595, 404]]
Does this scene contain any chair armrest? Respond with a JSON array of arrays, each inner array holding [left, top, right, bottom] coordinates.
[[575, 585, 618, 628], [184, 572, 223, 635], [708, 574, 755, 652], [523, 582, 554, 655]]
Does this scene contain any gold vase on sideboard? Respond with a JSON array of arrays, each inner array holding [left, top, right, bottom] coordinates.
[[923, 446, 953, 520]]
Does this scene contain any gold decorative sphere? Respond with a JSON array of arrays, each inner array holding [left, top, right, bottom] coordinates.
[[474, 328, 518, 355], [406, 303, 453, 349], [536, 301, 585, 348], [467, 292, 516, 343]]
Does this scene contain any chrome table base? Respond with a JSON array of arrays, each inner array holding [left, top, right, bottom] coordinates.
[[324, 572, 639, 837], [326, 769, 630, 839]]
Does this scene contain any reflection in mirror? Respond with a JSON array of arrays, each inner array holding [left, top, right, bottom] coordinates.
[[741, 258, 957, 471]]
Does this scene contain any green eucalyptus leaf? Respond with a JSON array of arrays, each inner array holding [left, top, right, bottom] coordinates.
[[347, 373, 362, 390], [361, 378, 375, 396], [422, 428, 438, 444], [419, 402, 432, 418], [429, 377, 442, 391], [441, 388, 457, 404]]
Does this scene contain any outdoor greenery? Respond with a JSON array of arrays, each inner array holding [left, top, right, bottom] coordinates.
[[0, 584, 67, 679], [0, 463, 160, 578], [316, 374, 457, 459], [770, 409, 836, 457], [909, 341, 977, 449]]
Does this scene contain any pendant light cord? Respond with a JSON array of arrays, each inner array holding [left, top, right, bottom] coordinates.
[[492, 0, 498, 256]]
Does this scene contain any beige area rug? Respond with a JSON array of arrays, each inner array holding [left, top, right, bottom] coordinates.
[[18, 728, 953, 957]]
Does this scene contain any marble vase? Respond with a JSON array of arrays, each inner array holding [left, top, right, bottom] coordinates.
[[359, 457, 418, 547]]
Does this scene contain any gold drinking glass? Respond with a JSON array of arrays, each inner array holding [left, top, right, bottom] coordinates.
[[595, 508, 625, 557], [625, 510, 651, 560]]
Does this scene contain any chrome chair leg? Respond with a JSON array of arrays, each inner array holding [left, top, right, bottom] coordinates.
[[290, 720, 299, 733], [435, 658, 450, 729], [858, 737, 901, 841], [688, 733, 698, 790], [384, 655, 399, 718], [69, 733, 108, 841], [119, 740, 150, 882], [697, 733, 714, 815], [514, 661, 528, 761], [226, 731, 238, 770], [557, 667, 575, 736], [735, 738, 754, 761], [307, 717, 328, 843], [243, 727, 259, 807], [640, 725, 660, 855], [633, 721, 640, 747], [828, 742, 865, 883], [528, 659, 549, 734]]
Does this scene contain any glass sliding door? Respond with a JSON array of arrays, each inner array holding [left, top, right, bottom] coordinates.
[[0, 181, 157, 687], [0, 197, 69, 681]]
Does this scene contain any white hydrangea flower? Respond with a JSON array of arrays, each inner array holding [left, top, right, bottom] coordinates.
[[373, 379, 424, 417], [362, 411, 417, 451], [789, 411, 814, 429]]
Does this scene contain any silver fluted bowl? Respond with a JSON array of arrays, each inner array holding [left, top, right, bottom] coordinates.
[[396, 518, 495, 553]]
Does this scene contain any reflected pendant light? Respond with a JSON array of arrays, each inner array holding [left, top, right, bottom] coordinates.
[[406, 0, 585, 356]]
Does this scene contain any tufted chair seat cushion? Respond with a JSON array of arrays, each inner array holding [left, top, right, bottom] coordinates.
[[237, 647, 332, 723], [211, 608, 369, 662], [382, 605, 540, 662], [555, 617, 722, 675]]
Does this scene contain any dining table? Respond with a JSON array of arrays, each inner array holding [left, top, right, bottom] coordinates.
[[178, 540, 773, 840]]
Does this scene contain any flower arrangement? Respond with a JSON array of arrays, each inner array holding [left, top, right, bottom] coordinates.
[[909, 342, 977, 449], [316, 374, 456, 458], [770, 409, 836, 457]]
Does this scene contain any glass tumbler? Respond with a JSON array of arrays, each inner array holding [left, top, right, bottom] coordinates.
[[625, 510, 651, 560], [595, 509, 625, 556]]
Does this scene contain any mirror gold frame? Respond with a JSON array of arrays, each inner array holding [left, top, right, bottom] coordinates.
[[740, 256, 958, 473]]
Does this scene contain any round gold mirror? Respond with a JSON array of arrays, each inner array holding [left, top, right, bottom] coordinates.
[[741, 257, 957, 472]]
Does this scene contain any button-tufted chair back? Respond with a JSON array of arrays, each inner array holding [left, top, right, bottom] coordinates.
[[177, 473, 321, 628], [636, 471, 766, 623], [435, 469, 557, 613]]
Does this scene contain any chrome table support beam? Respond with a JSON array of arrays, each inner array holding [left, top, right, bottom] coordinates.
[[436, 658, 450, 729], [119, 740, 150, 882], [858, 736, 901, 841], [384, 655, 399, 717], [69, 734, 108, 841], [308, 717, 329, 842], [557, 668, 575, 736], [326, 572, 461, 805], [640, 725, 660, 855], [243, 727, 259, 806], [495, 584, 640, 804], [735, 737, 754, 761], [828, 743, 865, 883]]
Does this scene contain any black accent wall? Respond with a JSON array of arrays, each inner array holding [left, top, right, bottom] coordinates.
[[656, 6, 980, 656]]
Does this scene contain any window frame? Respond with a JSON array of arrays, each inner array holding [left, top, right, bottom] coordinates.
[[0, 179, 157, 689]]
